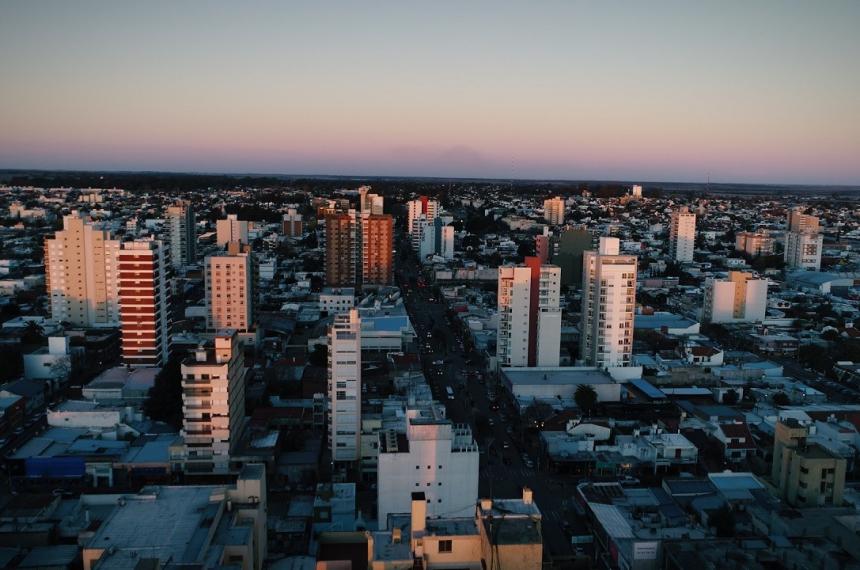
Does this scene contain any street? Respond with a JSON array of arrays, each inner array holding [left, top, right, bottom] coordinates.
[[396, 243, 579, 564]]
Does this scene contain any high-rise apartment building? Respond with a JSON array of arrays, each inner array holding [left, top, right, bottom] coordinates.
[[166, 200, 196, 268], [282, 208, 303, 237], [785, 232, 823, 271], [329, 309, 362, 462], [787, 207, 820, 234], [703, 271, 768, 323], [580, 237, 637, 368], [543, 197, 565, 225], [180, 330, 247, 474], [359, 186, 384, 215], [784, 207, 823, 271], [216, 214, 249, 247], [361, 214, 393, 286], [325, 213, 358, 286], [45, 212, 121, 328], [118, 239, 171, 367], [497, 257, 562, 368], [407, 196, 439, 236], [417, 216, 455, 261], [377, 401, 479, 528], [205, 242, 253, 332], [630, 185, 643, 199], [735, 231, 775, 257], [669, 206, 696, 262], [772, 417, 846, 508]]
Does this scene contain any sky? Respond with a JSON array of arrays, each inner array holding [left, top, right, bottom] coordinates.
[[1, 1, 858, 185]]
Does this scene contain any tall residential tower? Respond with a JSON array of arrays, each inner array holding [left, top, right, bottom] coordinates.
[[580, 237, 637, 368], [496, 257, 562, 368]]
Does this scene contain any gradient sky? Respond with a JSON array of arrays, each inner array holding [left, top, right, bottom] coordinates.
[[1, 1, 858, 184]]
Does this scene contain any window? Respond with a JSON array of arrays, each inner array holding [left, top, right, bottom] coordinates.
[[438, 540, 452, 553]]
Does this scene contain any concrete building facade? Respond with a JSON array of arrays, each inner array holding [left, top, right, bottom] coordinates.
[[45, 212, 121, 328], [377, 402, 479, 528], [669, 206, 696, 263], [179, 330, 247, 474], [166, 200, 196, 268], [119, 239, 171, 367], [772, 417, 846, 508], [325, 212, 357, 287], [361, 214, 394, 286], [543, 196, 565, 225], [496, 257, 562, 368], [580, 237, 637, 368], [703, 271, 768, 324], [205, 242, 254, 332], [329, 309, 362, 462], [216, 214, 249, 247]]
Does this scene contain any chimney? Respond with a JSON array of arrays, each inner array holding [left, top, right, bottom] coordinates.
[[522, 487, 533, 505], [411, 492, 426, 535]]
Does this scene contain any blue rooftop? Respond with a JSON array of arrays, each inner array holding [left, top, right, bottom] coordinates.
[[628, 378, 666, 400]]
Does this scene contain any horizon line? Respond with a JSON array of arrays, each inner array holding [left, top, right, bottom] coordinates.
[[1, 167, 859, 190]]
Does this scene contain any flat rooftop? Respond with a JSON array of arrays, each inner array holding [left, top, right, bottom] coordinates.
[[502, 366, 614, 385], [87, 486, 219, 565]]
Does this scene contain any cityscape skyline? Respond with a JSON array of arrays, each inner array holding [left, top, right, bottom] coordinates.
[[2, 1, 859, 185]]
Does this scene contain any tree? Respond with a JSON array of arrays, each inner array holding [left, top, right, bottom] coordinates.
[[523, 401, 553, 429], [144, 357, 183, 429], [575, 384, 598, 415], [21, 320, 45, 345], [772, 391, 790, 406], [708, 505, 736, 538], [722, 389, 739, 406], [309, 344, 328, 367]]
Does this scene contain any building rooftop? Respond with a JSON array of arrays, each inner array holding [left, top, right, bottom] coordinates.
[[87, 486, 219, 566], [501, 366, 614, 386]]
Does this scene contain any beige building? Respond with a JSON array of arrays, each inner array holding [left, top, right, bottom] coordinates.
[[784, 207, 823, 271], [772, 417, 846, 508], [360, 185, 384, 214], [216, 214, 249, 246], [166, 200, 196, 268], [118, 239, 171, 367], [735, 231, 775, 257], [178, 330, 247, 474], [364, 488, 542, 570], [703, 270, 768, 324], [45, 212, 120, 328], [669, 206, 696, 262], [205, 242, 253, 332], [543, 196, 565, 225]]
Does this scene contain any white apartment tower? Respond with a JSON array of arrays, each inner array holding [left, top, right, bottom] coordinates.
[[216, 214, 250, 247], [180, 330, 246, 474], [166, 200, 196, 268], [205, 242, 254, 332], [543, 197, 565, 225], [377, 402, 479, 528], [669, 206, 696, 262], [407, 196, 439, 236], [45, 212, 121, 328], [496, 257, 562, 367], [580, 237, 637, 368], [118, 239, 171, 367], [784, 207, 823, 271], [703, 271, 768, 324], [329, 309, 362, 462]]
